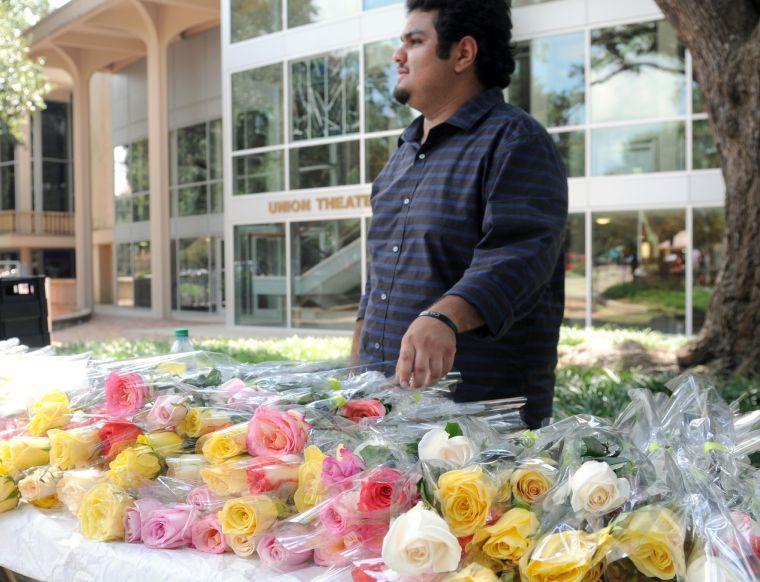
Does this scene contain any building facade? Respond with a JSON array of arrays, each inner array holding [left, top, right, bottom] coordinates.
[[22, 0, 725, 334]]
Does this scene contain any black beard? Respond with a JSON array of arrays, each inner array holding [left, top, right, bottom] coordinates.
[[393, 86, 411, 105]]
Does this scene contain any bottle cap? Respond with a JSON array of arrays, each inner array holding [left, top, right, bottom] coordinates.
[[174, 328, 189, 338]]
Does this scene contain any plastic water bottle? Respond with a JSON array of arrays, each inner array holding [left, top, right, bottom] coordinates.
[[170, 328, 194, 353]]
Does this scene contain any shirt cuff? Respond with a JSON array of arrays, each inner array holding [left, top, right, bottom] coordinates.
[[445, 278, 514, 340]]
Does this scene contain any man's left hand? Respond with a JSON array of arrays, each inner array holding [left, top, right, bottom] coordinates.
[[395, 315, 456, 388]]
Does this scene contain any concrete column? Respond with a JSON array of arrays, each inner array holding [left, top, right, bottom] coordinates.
[[72, 72, 94, 311], [15, 118, 33, 212], [19, 247, 33, 276]]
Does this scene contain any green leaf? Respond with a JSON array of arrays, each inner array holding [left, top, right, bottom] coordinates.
[[444, 421, 463, 438]]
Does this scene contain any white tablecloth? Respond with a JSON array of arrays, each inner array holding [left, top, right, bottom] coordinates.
[[0, 505, 330, 582]]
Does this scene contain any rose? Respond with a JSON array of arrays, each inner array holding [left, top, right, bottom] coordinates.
[[105, 371, 149, 417], [322, 444, 364, 489], [685, 552, 746, 582], [18, 466, 62, 502], [246, 407, 311, 457], [0, 475, 19, 513], [382, 502, 461, 576], [355, 522, 389, 555], [0, 437, 50, 477], [570, 461, 630, 515], [418, 428, 476, 469], [319, 490, 360, 535], [178, 408, 230, 439], [144, 394, 188, 431], [342, 399, 386, 422], [438, 466, 496, 537], [77, 482, 133, 541], [510, 462, 554, 505], [192, 513, 228, 554], [141, 504, 196, 549], [107, 444, 162, 489], [27, 391, 71, 437], [166, 454, 207, 482], [245, 454, 300, 497], [220, 378, 246, 400], [218, 494, 279, 536], [200, 456, 250, 496], [519, 527, 612, 582], [98, 421, 142, 461], [467, 508, 540, 569], [124, 497, 163, 543], [56, 468, 104, 514], [442, 563, 501, 582], [357, 467, 406, 512], [187, 485, 223, 510], [48, 426, 100, 470], [226, 533, 257, 557], [201, 423, 248, 464], [314, 535, 353, 567], [136, 431, 184, 456], [256, 533, 313, 571], [294, 445, 327, 512], [616, 506, 686, 580]]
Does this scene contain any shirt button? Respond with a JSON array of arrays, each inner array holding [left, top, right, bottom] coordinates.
[[392, 245, 399, 253], [374, 342, 381, 350], [403, 198, 410, 205], [380, 293, 387, 300], [418, 153, 426, 160]]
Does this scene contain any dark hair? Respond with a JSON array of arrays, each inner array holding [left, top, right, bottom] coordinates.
[[406, 0, 515, 89]]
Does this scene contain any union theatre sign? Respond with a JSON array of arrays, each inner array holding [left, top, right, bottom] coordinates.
[[267, 194, 371, 216]]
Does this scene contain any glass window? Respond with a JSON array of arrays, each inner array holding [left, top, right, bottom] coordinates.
[[364, 0, 401, 7], [178, 237, 212, 311], [210, 182, 223, 214], [232, 64, 284, 151], [134, 241, 152, 308], [0, 132, 14, 163], [115, 197, 131, 224], [234, 151, 285, 195], [592, 209, 686, 333], [42, 161, 71, 211], [692, 70, 704, 114], [692, 207, 725, 332], [291, 50, 360, 141], [41, 101, 69, 159], [231, 0, 282, 43], [288, 0, 360, 28], [692, 119, 719, 170], [178, 184, 207, 216], [128, 139, 150, 193], [510, 32, 585, 127], [116, 243, 134, 306], [132, 193, 150, 222], [291, 219, 361, 329], [1, 166, 15, 211], [591, 21, 685, 123], [366, 135, 397, 182], [235, 223, 287, 326], [114, 145, 131, 197], [36, 249, 75, 278], [290, 140, 360, 190], [176, 123, 207, 185], [364, 40, 416, 132], [209, 119, 223, 180], [564, 213, 586, 325], [591, 121, 685, 176], [551, 130, 584, 178]]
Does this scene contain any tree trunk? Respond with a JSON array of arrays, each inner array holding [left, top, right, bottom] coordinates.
[[653, 0, 760, 376]]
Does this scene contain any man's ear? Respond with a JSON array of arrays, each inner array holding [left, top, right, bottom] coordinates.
[[453, 36, 478, 74]]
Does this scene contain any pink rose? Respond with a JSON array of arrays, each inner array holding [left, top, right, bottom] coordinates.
[[356, 523, 389, 555], [319, 491, 359, 536], [141, 505, 196, 549], [221, 378, 246, 400], [105, 371, 149, 417], [191, 514, 228, 554], [145, 394, 188, 431], [246, 455, 300, 497], [124, 498, 164, 543], [187, 486, 223, 511], [257, 533, 313, 571], [246, 407, 311, 457], [314, 535, 352, 567], [322, 445, 364, 489], [342, 400, 386, 422]]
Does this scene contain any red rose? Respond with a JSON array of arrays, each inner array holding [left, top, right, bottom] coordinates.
[[342, 400, 386, 422], [358, 467, 405, 512], [752, 533, 760, 558], [99, 420, 142, 460]]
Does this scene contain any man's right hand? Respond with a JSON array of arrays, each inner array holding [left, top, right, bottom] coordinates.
[[350, 319, 364, 366]]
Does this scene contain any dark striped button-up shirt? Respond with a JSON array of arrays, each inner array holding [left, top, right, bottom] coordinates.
[[357, 87, 568, 428]]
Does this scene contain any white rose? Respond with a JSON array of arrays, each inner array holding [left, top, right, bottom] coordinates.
[[570, 460, 629, 515], [18, 467, 62, 501], [56, 468, 104, 514], [686, 553, 746, 582], [418, 428, 476, 469], [145, 394, 189, 431], [382, 502, 461, 576], [165, 454, 208, 482], [227, 533, 257, 557]]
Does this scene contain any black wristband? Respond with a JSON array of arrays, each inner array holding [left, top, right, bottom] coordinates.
[[418, 310, 459, 335]]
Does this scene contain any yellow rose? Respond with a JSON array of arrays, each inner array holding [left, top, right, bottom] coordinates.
[[107, 444, 162, 489], [226, 533, 256, 557], [0, 437, 50, 477], [616, 506, 685, 580], [495, 469, 513, 504], [137, 431, 184, 456], [294, 445, 326, 513], [510, 462, 554, 505], [438, 466, 496, 537], [200, 423, 248, 464], [0, 475, 19, 513], [443, 563, 501, 582], [467, 507, 540, 569], [77, 481, 133, 541], [218, 494, 278, 536], [27, 391, 71, 436], [18, 466, 62, 501], [48, 426, 100, 470], [519, 527, 612, 582], [178, 408, 230, 438], [201, 455, 250, 496]]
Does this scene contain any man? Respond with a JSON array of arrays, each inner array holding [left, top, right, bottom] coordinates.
[[351, 0, 568, 429]]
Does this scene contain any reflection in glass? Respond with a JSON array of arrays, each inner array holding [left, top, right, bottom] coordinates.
[[210, 182, 223, 214], [41, 161, 71, 211], [116, 243, 133, 306], [176, 123, 207, 185], [290, 140, 359, 189], [129, 140, 150, 193], [366, 135, 397, 182], [592, 210, 686, 333], [288, 0, 360, 28], [178, 185, 207, 216], [551, 130, 584, 178], [291, 50, 360, 141], [132, 193, 150, 222], [291, 219, 361, 329], [0, 165, 14, 210], [564, 213, 585, 325], [591, 21, 685, 123], [115, 197, 131, 224], [209, 119, 223, 180], [510, 33, 585, 127], [178, 237, 212, 311], [692, 207, 725, 331], [234, 150, 284, 195], [364, 40, 416, 132], [134, 241, 152, 308], [692, 119, 719, 170], [692, 69, 704, 113], [232, 64, 283, 151], [235, 223, 287, 326], [591, 121, 685, 176], [231, 0, 282, 43], [0, 132, 15, 162], [41, 101, 69, 160]]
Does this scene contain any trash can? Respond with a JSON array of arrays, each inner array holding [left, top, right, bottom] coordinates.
[[0, 276, 50, 347]]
